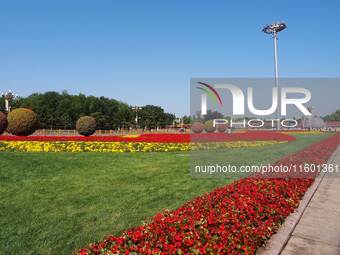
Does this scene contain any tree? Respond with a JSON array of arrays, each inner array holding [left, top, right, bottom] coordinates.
[[139, 105, 174, 129], [3, 92, 174, 130], [182, 115, 192, 124], [59, 113, 73, 129], [324, 110, 340, 121], [0, 97, 5, 112], [203, 110, 225, 121]]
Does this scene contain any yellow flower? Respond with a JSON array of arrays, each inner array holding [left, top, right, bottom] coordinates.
[[0, 140, 284, 153]]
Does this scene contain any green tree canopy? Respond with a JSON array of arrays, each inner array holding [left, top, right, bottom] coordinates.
[[138, 105, 175, 129], [324, 110, 340, 121], [1, 91, 175, 130]]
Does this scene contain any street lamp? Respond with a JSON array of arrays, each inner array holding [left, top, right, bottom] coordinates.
[[1, 90, 16, 113], [302, 106, 314, 130], [131, 106, 142, 128], [263, 22, 287, 128]]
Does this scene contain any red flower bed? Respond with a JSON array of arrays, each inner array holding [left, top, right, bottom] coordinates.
[[254, 133, 340, 179], [77, 134, 340, 255], [0, 131, 295, 143], [78, 179, 312, 255], [276, 134, 339, 166], [190, 131, 295, 143]]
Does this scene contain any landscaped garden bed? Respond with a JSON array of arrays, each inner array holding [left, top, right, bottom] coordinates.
[[0, 132, 332, 255], [0, 140, 287, 152], [0, 131, 295, 142], [77, 133, 340, 255], [0, 131, 295, 152]]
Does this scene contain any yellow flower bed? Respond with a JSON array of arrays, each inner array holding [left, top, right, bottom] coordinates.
[[280, 131, 323, 135], [0, 140, 286, 153], [191, 140, 286, 150]]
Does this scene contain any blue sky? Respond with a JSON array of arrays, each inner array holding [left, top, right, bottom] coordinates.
[[0, 0, 339, 116]]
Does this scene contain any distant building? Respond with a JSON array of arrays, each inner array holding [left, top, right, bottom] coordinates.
[[325, 121, 340, 132], [304, 116, 326, 130]]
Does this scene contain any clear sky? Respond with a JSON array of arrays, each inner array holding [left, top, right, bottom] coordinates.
[[0, 0, 339, 116]]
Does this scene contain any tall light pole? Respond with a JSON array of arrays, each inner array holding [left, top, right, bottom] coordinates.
[[263, 22, 287, 128], [131, 106, 142, 129], [1, 90, 16, 113]]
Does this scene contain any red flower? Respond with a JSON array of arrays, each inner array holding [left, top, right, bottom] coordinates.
[[0, 131, 295, 143], [69, 133, 340, 254]]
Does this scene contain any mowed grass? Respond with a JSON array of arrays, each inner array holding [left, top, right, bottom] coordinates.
[[0, 134, 331, 255]]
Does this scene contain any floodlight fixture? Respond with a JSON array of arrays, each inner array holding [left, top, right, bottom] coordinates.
[[262, 22, 287, 87], [262, 22, 287, 34]]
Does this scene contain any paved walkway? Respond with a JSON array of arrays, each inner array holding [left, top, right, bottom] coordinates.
[[281, 149, 340, 255]]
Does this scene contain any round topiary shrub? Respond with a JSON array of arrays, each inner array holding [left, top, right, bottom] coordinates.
[[204, 120, 216, 133], [0, 112, 8, 135], [216, 123, 227, 133], [7, 108, 38, 136], [191, 122, 204, 134], [76, 116, 96, 136]]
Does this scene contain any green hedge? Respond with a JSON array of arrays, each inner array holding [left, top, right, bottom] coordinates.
[[76, 116, 97, 136], [7, 108, 38, 136]]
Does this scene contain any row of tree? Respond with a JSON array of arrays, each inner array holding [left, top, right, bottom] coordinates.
[[324, 110, 340, 121], [191, 109, 340, 123], [0, 91, 175, 130]]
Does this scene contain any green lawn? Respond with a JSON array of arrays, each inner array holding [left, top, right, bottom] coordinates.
[[0, 134, 331, 255]]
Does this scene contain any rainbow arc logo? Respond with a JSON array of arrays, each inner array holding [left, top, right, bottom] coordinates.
[[196, 82, 223, 107]]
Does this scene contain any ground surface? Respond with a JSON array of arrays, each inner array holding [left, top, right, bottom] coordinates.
[[282, 147, 340, 255], [0, 134, 330, 255]]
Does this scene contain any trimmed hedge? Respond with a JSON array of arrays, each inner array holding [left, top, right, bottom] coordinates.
[[191, 122, 204, 134], [0, 112, 8, 135], [216, 123, 228, 133], [76, 116, 97, 136], [204, 120, 216, 133], [7, 108, 38, 136]]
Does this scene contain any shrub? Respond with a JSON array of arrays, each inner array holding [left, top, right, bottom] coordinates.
[[216, 123, 228, 133], [76, 116, 97, 136], [204, 120, 216, 133], [191, 122, 204, 134], [0, 112, 8, 135], [7, 108, 38, 136]]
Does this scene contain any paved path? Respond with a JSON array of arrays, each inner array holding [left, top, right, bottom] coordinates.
[[281, 149, 340, 255]]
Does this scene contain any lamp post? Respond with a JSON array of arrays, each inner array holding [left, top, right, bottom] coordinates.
[[131, 106, 142, 129], [1, 90, 16, 113], [306, 106, 314, 130], [262, 22, 287, 128]]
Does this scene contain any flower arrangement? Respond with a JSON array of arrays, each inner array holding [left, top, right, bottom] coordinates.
[[0, 131, 295, 143], [0, 131, 294, 152], [77, 133, 340, 255], [0, 140, 284, 153], [280, 130, 324, 135]]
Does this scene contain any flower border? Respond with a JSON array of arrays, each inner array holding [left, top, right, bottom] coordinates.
[[77, 133, 340, 255]]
